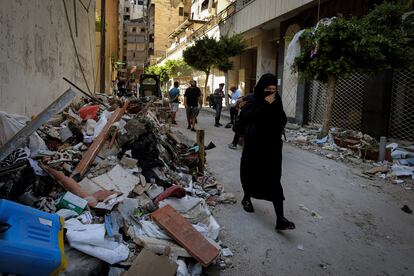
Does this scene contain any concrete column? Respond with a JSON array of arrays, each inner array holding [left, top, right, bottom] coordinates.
[[256, 30, 276, 79], [361, 72, 393, 139]]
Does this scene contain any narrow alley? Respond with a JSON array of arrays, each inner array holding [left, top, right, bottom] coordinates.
[[175, 108, 414, 276], [1, 0, 414, 275]]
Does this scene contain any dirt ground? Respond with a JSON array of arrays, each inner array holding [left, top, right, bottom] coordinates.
[[173, 107, 414, 276]]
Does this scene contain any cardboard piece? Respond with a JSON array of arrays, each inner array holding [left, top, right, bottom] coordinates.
[[90, 165, 139, 195], [57, 192, 87, 214], [124, 249, 177, 276], [151, 205, 220, 266]]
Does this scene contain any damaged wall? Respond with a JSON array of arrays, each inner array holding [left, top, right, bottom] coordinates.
[[0, 0, 96, 117]]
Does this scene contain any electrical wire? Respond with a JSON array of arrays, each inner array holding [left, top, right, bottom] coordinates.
[[317, 0, 321, 22], [62, 0, 93, 95]]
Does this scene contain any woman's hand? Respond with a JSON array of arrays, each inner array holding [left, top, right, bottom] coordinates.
[[264, 93, 276, 104]]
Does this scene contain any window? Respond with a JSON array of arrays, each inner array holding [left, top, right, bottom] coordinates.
[[138, 0, 144, 5], [132, 27, 136, 32], [124, 39, 127, 44], [191, 12, 194, 19], [124, 15, 130, 20], [141, 28, 145, 33], [133, 52, 136, 58], [201, 0, 208, 11], [124, 31, 127, 36], [149, 34, 154, 42], [123, 56, 127, 61], [179, 7, 184, 16], [125, 7, 130, 13]]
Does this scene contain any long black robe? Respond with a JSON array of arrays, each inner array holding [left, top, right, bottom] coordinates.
[[239, 93, 287, 201]]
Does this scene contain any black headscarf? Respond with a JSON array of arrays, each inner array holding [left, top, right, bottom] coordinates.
[[254, 73, 278, 99]]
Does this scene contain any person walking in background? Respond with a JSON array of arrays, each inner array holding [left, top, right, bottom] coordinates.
[[228, 92, 254, 149], [168, 81, 180, 124], [213, 83, 225, 127], [238, 73, 295, 231], [184, 80, 201, 131], [229, 86, 242, 125]]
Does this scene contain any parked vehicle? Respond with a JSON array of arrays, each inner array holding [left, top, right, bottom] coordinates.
[[139, 74, 162, 98]]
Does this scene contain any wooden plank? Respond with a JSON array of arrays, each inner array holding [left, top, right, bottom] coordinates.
[[71, 100, 129, 180], [196, 130, 205, 173], [151, 205, 220, 267]]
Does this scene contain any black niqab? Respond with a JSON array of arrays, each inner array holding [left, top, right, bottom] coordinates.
[[254, 73, 278, 98]]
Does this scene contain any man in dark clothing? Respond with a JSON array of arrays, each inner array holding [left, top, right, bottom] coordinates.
[[213, 83, 225, 127], [184, 80, 201, 131]]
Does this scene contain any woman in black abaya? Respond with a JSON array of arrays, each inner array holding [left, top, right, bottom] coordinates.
[[239, 73, 295, 231]]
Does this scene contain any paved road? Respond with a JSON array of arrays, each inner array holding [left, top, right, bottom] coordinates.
[[173, 107, 414, 276]]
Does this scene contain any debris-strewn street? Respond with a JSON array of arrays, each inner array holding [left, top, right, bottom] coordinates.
[[1, 0, 413, 275], [175, 108, 414, 276]]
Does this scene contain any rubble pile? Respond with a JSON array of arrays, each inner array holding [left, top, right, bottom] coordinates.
[[285, 124, 414, 189], [0, 92, 235, 275]]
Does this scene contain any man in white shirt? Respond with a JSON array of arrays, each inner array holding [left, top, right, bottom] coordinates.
[[229, 86, 242, 125]]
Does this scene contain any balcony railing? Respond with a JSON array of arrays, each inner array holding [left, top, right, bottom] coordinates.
[[163, 2, 236, 59]]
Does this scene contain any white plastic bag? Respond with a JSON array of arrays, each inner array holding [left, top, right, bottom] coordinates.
[[0, 111, 47, 155], [65, 219, 129, 264]]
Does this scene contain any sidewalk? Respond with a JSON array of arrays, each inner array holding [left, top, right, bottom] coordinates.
[[201, 106, 231, 120]]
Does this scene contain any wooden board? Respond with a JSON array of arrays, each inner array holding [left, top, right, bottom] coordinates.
[[151, 205, 220, 266]]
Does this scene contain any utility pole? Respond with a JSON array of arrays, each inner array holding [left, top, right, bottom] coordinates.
[[100, 0, 106, 94]]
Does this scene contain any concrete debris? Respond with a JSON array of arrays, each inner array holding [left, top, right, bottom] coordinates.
[[0, 94, 228, 274], [286, 126, 414, 190], [365, 166, 388, 175]]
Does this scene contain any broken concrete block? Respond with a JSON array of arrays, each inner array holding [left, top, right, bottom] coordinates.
[[133, 236, 191, 259], [365, 166, 388, 175], [146, 184, 164, 200], [120, 156, 138, 169]]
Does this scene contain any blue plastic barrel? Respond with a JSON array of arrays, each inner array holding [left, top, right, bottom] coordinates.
[[0, 199, 66, 276]]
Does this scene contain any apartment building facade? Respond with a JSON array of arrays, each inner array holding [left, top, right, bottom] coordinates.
[[221, 0, 414, 142], [147, 0, 192, 65]]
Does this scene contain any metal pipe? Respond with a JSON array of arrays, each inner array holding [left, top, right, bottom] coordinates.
[[63, 77, 109, 107], [100, 0, 106, 94], [379, 136, 387, 162]]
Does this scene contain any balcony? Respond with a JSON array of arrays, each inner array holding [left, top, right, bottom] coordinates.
[[222, 0, 314, 34]]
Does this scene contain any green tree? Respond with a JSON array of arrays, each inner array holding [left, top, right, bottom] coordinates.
[[164, 59, 193, 78], [145, 64, 169, 84], [183, 37, 219, 104], [293, 2, 409, 138], [216, 34, 246, 105]]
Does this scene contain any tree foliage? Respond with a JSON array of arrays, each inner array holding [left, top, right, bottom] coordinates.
[[216, 34, 246, 72], [144, 59, 193, 83], [293, 2, 409, 83], [183, 34, 246, 74], [183, 37, 218, 74]]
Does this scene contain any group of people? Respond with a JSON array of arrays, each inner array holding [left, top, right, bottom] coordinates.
[[168, 74, 295, 231], [168, 79, 202, 131]]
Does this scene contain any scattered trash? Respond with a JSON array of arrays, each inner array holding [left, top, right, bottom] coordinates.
[[365, 166, 388, 175], [0, 93, 229, 274], [221, 247, 234, 257], [299, 204, 323, 219], [401, 205, 413, 214]]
